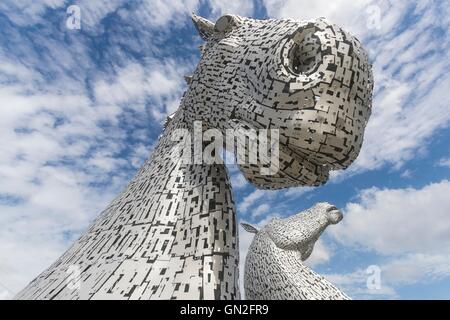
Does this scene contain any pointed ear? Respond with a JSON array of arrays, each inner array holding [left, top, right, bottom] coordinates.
[[241, 223, 259, 234], [214, 14, 240, 33], [191, 13, 215, 40]]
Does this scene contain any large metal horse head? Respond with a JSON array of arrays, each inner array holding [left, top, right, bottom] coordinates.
[[186, 14, 373, 188]]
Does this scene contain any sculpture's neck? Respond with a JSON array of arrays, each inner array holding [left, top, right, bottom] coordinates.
[[115, 106, 240, 299], [16, 103, 240, 300]]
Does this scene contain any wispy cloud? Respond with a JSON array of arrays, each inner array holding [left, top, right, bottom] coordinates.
[[207, 0, 255, 19], [331, 180, 450, 254], [238, 189, 270, 213], [326, 180, 450, 298], [0, 0, 202, 297], [438, 157, 450, 169]]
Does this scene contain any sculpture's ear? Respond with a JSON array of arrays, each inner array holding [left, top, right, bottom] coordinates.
[[241, 223, 259, 234], [214, 14, 240, 33], [191, 13, 215, 40], [192, 13, 241, 40]]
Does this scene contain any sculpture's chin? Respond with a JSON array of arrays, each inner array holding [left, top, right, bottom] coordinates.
[[236, 144, 330, 190], [227, 118, 334, 189], [286, 134, 362, 172]]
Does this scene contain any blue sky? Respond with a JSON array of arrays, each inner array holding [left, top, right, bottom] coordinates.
[[0, 0, 449, 300]]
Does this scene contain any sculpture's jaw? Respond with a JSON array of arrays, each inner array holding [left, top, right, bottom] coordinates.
[[234, 129, 331, 189]]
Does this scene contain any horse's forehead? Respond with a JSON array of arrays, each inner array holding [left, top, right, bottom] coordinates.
[[269, 211, 326, 232], [236, 18, 302, 39]]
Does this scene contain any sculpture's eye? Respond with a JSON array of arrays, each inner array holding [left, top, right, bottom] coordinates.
[[288, 29, 321, 75], [214, 14, 238, 33]]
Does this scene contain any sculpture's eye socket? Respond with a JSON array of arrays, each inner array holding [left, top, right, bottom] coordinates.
[[288, 29, 321, 75], [214, 14, 238, 33]]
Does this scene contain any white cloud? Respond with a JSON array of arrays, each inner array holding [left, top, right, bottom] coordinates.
[[0, 287, 12, 300], [324, 268, 398, 299], [237, 185, 313, 216], [230, 172, 248, 189], [76, 0, 127, 30], [324, 253, 450, 299], [400, 169, 412, 178], [324, 180, 450, 298], [251, 203, 270, 218], [0, 2, 195, 297], [284, 186, 314, 198], [208, 0, 255, 19], [93, 59, 190, 121], [263, 0, 374, 38], [303, 239, 332, 268], [119, 0, 201, 30], [0, 0, 66, 26], [351, 71, 450, 173], [238, 189, 270, 213], [0, 1, 203, 32], [331, 180, 450, 254], [438, 158, 450, 168], [382, 253, 450, 285]]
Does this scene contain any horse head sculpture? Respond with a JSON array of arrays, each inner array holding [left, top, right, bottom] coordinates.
[[186, 14, 373, 188]]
